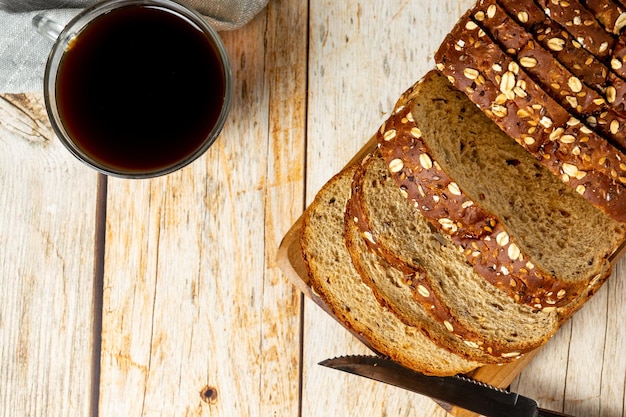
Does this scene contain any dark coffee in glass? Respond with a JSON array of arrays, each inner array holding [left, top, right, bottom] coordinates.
[[44, 0, 232, 178]]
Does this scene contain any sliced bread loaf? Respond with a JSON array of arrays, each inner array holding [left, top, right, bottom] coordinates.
[[580, 0, 626, 36], [379, 70, 626, 316], [300, 163, 481, 375], [435, 11, 626, 223], [535, 0, 626, 84], [574, 0, 626, 83], [534, 0, 614, 60], [496, 0, 626, 111], [473, 0, 626, 152], [348, 151, 560, 360], [580, 0, 626, 35]]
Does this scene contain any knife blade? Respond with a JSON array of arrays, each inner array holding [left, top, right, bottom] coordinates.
[[319, 355, 572, 417]]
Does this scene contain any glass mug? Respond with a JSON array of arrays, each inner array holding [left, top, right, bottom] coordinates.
[[36, 0, 232, 178]]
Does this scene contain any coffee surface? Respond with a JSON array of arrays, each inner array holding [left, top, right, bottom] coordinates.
[[56, 4, 226, 173]]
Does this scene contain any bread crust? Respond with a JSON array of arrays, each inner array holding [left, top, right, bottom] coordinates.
[[497, 0, 626, 112], [575, 0, 626, 89], [376, 94, 581, 311], [580, 0, 625, 35], [535, 0, 614, 60], [536, 0, 626, 84], [475, 0, 626, 153], [435, 9, 626, 223]]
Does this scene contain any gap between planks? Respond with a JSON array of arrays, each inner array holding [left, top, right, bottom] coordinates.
[[90, 173, 108, 417]]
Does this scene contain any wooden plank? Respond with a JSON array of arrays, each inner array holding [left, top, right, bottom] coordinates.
[[0, 94, 99, 416], [599, 257, 626, 417], [97, 0, 307, 414], [301, 1, 477, 416], [259, 0, 308, 414]]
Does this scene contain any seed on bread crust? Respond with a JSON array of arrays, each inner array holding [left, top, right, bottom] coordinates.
[[547, 37, 566, 51], [496, 231, 510, 246], [464, 68, 480, 80], [419, 153, 433, 170], [417, 285, 431, 298], [388, 158, 404, 173], [383, 129, 397, 141]]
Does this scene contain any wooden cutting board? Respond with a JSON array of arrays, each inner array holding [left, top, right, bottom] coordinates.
[[276, 136, 626, 417]]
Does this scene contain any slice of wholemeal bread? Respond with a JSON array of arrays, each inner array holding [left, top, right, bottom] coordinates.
[[435, 11, 626, 223], [382, 70, 626, 316], [377, 100, 582, 311], [348, 152, 559, 360], [300, 163, 481, 375]]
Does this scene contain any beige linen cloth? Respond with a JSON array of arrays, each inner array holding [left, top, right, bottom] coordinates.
[[0, 0, 268, 93]]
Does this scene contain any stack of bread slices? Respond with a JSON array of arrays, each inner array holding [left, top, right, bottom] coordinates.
[[300, 0, 626, 376]]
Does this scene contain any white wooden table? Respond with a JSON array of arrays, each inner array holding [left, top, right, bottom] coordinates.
[[1, 1, 626, 416]]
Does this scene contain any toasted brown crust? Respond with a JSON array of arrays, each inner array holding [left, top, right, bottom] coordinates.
[[563, 0, 626, 81], [435, 10, 626, 223], [497, 0, 626, 111], [474, 0, 626, 152], [612, 34, 626, 80], [535, 0, 614, 59], [580, 0, 626, 35]]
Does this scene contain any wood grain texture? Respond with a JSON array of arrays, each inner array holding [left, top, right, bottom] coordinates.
[[97, 0, 307, 415], [0, 94, 99, 416]]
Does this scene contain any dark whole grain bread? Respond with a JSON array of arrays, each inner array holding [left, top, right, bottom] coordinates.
[[496, 0, 626, 111], [378, 70, 626, 316], [300, 163, 481, 375], [435, 11, 626, 223], [473, 0, 626, 153], [579, 0, 626, 35], [348, 151, 560, 360], [534, 0, 626, 84], [575, 0, 626, 82], [535, 0, 614, 60], [377, 100, 581, 311]]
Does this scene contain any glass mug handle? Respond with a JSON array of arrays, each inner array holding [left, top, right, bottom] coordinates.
[[32, 13, 64, 42]]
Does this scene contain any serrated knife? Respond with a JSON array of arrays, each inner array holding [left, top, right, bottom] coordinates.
[[319, 355, 572, 417]]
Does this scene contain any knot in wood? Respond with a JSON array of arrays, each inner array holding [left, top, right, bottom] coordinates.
[[200, 385, 218, 405]]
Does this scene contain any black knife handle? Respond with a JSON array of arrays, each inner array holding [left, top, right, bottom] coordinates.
[[538, 408, 574, 417]]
